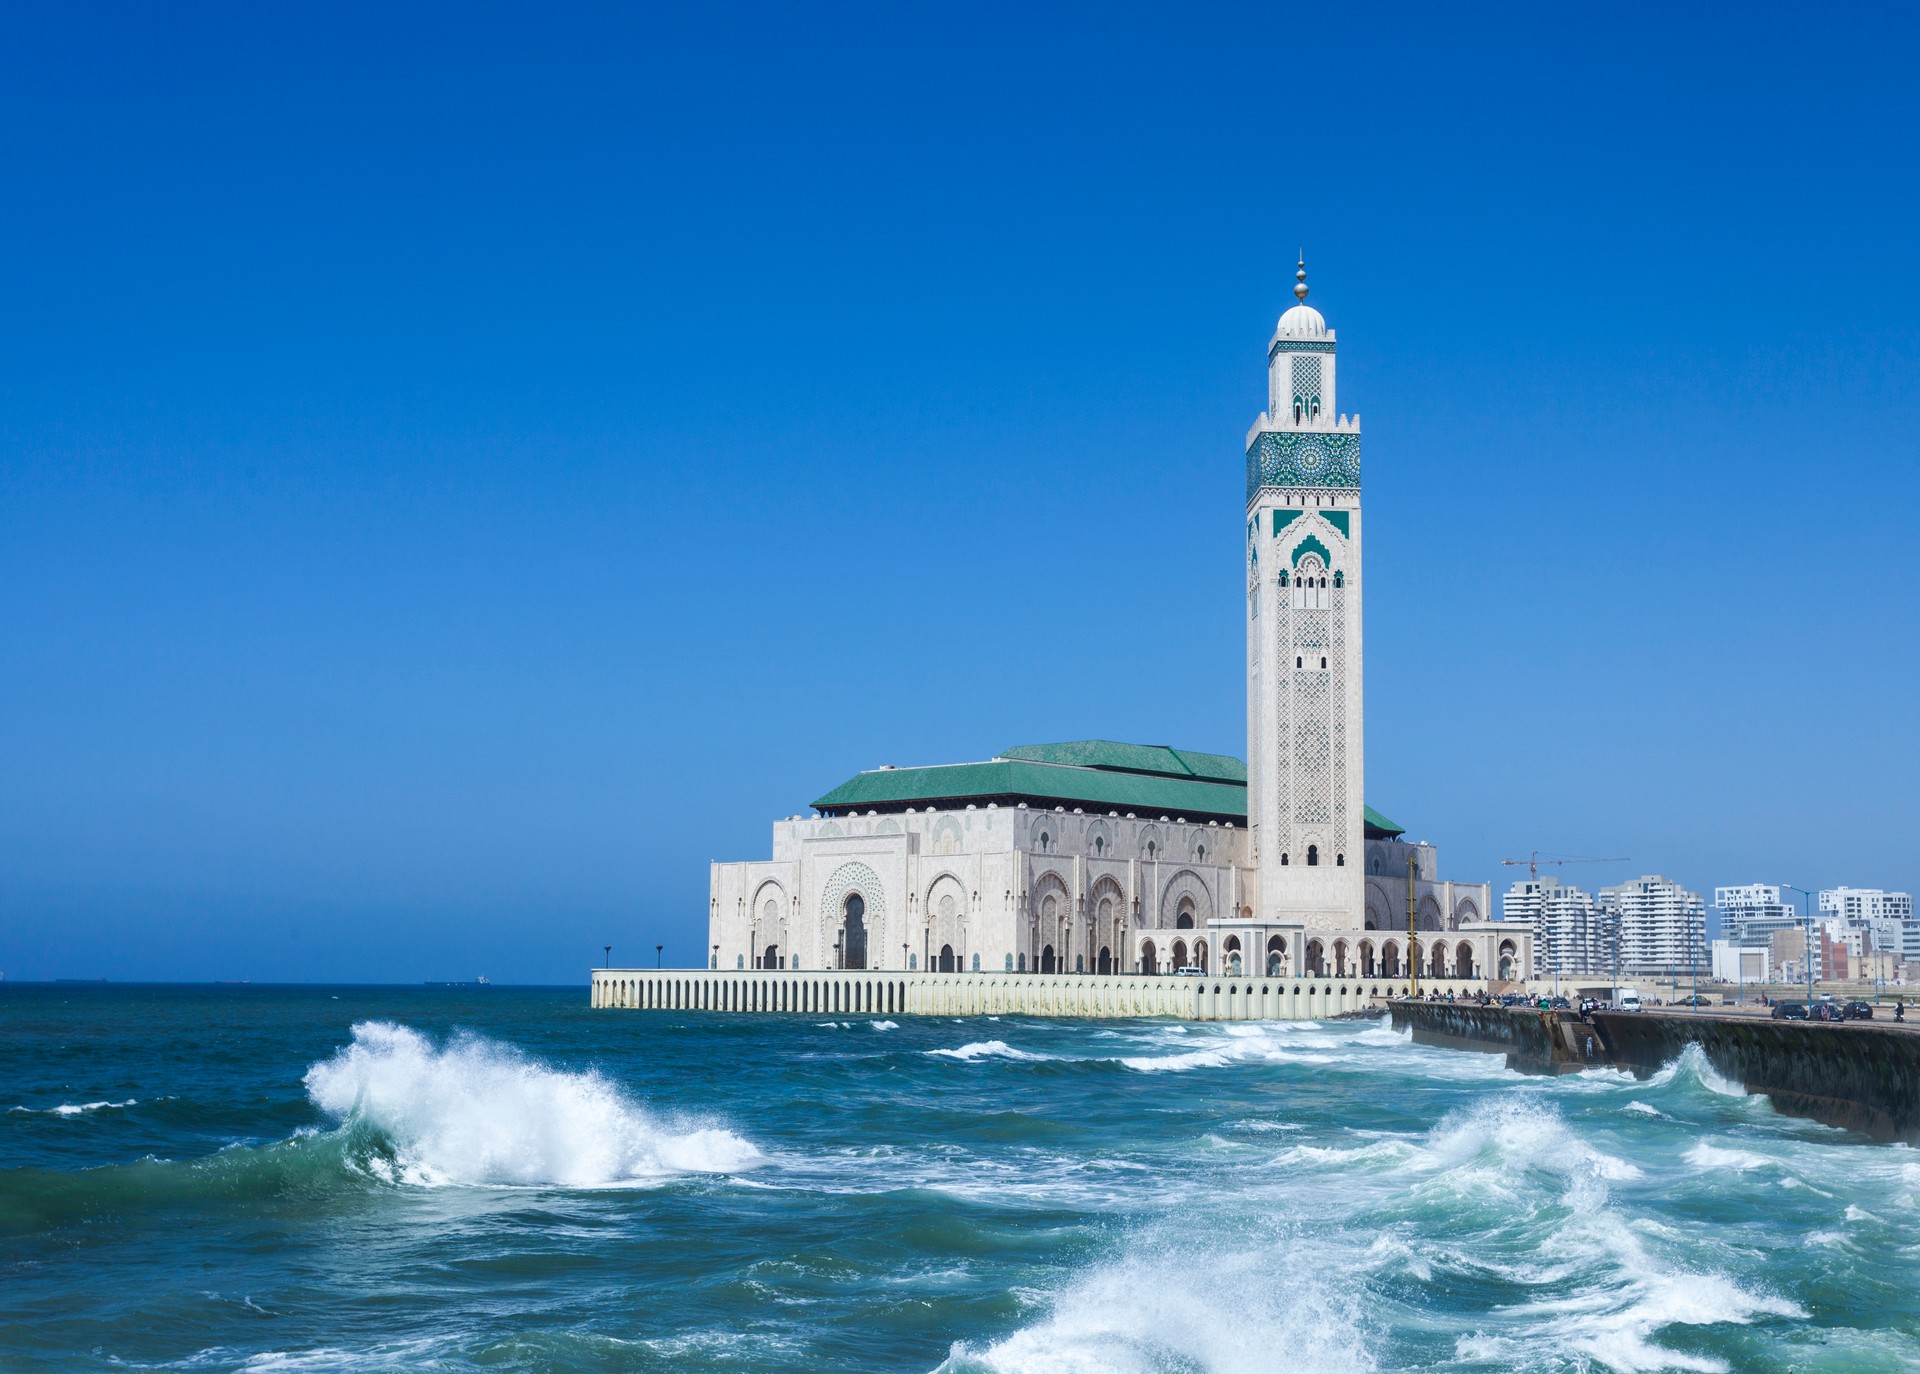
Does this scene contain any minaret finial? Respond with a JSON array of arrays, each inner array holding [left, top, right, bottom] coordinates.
[[1294, 253, 1309, 304]]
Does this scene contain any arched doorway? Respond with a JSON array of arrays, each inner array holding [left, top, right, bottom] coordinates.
[[1141, 939, 1158, 975], [1171, 939, 1189, 970], [1306, 939, 1325, 976], [1176, 910, 1194, 929], [1223, 935, 1242, 976], [1040, 944, 1057, 974], [1498, 940, 1516, 980], [1097, 946, 1112, 975], [841, 894, 868, 970], [1359, 940, 1376, 977], [763, 944, 779, 970], [1266, 934, 1286, 977], [1429, 943, 1446, 978], [1195, 939, 1209, 973], [1334, 940, 1349, 977], [938, 944, 956, 973], [1382, 941, 1401, 978], [1456, 941, 1474, 977]]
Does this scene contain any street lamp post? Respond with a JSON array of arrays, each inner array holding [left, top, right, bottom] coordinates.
[[1783, 884, 1813, 1010], [654, 943, 663, 969], [604, 944, 612, 970]]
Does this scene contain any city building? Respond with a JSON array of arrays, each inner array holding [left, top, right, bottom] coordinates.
[[1600, 875, 1706, 977], [1820, 887, 1917, 964], [705, 268, 1530, 986], [1710, 939, 1770, 984], [1713, 884, 1803, 948], [1503, 878, 1609, 978]]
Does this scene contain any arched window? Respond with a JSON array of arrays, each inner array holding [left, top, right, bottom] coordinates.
[[1279, 571, 1289, 588], [1320, 656, 1327, 669], [972, 953, 981, 972], [1307, 845, 1319, 866], [1333, 571, 1344, 588], [1318, 577, 1326, 589], [1037, 831, 1050, 853], [1196, 845, 1206, 862], [1094, 836, 1104, 856], [1281, 853, 1289, 866], [1146, 840, 1156, 859], [1336, 853, 1345, 867], [1293, 397, 1304, 422], [1296, 656, 1303, 668]]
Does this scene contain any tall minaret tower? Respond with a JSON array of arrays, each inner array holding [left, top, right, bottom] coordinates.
[[1245, 258, 1365, 929]]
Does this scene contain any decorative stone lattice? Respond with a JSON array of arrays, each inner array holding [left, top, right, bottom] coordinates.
[[1290, 354, 1322, 411], [820, 862, 884, 931], [1246, 431, 1361, 497]]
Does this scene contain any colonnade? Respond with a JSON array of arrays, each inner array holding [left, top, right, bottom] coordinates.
[[590, 968, 1498, 1021]]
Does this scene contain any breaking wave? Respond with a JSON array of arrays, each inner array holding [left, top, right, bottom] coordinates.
[[303, 1021, 760, 1187]]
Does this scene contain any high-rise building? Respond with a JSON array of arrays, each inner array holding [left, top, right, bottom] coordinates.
[[1600, 875, 1705, 977], [1819, 887, 1916, 964], [1713, 884, 1804, 950], [1503, 878, 1608, 977]]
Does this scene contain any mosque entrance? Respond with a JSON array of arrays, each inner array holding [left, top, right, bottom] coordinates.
[[938, 944, 956, 973], [1097, 946, 1112, 975], [1040, 945, 1057, 974], [1140, 940, 1158, 975], [762, 944, 779, 970], [840, 894, 868, 970]]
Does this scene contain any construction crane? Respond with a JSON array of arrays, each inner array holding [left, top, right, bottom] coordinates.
[[1500, 852, 1627, 880], [1499, 853, 1628, 1001]]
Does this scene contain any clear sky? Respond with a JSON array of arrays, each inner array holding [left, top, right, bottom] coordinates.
[[3, 4, 1916, 983]]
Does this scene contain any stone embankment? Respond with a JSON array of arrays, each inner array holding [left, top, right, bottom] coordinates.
[[1390, 999, 1920, 1142]]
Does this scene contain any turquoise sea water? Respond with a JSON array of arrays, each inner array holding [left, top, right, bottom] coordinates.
[[3, 984, 1917, 1373]]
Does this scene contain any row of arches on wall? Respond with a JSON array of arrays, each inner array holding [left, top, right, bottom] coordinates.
[[601, 975, 909, 1015]]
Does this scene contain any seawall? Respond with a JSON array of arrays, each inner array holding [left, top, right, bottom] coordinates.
[[1390, 1000, 1920, 1142], [591, 967, 1498, 1022]]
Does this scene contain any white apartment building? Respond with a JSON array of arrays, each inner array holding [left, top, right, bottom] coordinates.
[[1713, 884, 1802, 947], [1503, 878, 1609, 978], [1710, 939, 1770, 984], [1601, 875, 1706, 977], [1819, 888, 1917, 962]]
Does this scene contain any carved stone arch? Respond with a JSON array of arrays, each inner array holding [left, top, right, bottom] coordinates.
[[930, 816, 963, 856], [816, 821, 844, 838], [1365, 881, 1395, 930], [1089, 874, 1125, 949], [1138, 823, 1164, 862], [1159, 868, 1214, 927], [1031, 869, 1071, 957], [925, 872, 968, 965], [1454, 897, 1482, 926], [820, 862, 884, 969], [874, 817, 903, 836], [1084, 818, 1114, 858], [1417, 893, 1445, 932]]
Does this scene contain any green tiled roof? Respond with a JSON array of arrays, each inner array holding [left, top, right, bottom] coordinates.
[[811, 739, 1411, 839], [998, 740, 1246, 783], [812, 758, 1247, 822]]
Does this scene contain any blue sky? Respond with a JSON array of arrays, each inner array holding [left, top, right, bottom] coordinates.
[[3, 3, 1916, 982]]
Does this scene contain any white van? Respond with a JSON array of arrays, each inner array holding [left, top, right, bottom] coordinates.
[[1614, 989, 1642, 1012]]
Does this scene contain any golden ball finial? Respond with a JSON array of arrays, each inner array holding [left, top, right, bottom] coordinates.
[[1294, 254, 1309, 303]]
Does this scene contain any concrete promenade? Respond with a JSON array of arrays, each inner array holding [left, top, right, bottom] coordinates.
[[590, 967, 1501, 1022]]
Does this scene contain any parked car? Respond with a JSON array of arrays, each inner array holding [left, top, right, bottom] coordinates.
[[1843, 1001, 1875, 1021], [1771, 1002, 1810, 1021], [1673, 994, 1713, 1007], [1813, 1001, 1845, 1022]]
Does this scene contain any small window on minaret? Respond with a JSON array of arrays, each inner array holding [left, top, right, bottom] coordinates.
[[1296, 656, 1303, 668], [1279, 572, 1289, 588], [1307, 845, 1319, 866], [1334, 572, 1344, 588], [1281, 853, 1290, 866], [1320, 657, 1327, 669], [1337, 854, 1345, 867]]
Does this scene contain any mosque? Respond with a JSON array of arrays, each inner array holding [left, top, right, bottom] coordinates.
[[706, 265, 1529, 989]]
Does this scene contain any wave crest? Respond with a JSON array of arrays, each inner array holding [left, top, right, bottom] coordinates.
[[303, 1022, 759, 1187]]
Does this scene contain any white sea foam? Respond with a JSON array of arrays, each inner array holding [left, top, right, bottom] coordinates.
[[1646, 1043, 1750, 1099], [1118, 1048, 1233, 1073], [9, 1098, 138, 1115], [935, 1225, 1376, 1374], [925, 1041, 1054, 1063], [302, 1022, 760, 1187], [1684, 1141, 1772, 1171], [1621, 1101, 1667, 1118], [869, 1020, 899, 1031]]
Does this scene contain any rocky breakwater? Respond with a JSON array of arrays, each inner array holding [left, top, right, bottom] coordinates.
[[1390, 1000, 1920, 1142]]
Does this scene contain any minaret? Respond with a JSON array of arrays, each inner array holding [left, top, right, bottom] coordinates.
[[1244, 258, 1365, 929]]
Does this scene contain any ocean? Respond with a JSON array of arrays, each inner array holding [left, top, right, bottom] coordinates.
[[2, 983, 1916, 1372]]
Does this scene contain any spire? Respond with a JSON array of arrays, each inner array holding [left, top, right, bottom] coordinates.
[[1294, 254, 1309, 304]]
